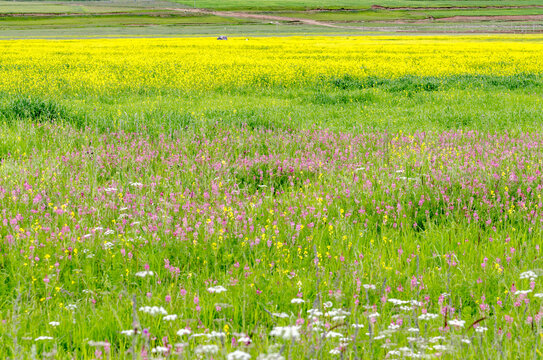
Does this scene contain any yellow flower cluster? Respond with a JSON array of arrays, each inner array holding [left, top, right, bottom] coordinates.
[[1, 35, 543, 95]]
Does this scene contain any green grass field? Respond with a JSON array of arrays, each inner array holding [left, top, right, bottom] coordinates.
[[174, 0, 543, 10]]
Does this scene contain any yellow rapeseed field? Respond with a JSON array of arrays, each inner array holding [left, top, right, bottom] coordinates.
[[1, 35, 543, 95]]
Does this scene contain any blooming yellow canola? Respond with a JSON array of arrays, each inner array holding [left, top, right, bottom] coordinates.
[[1, 35, 543, 95]]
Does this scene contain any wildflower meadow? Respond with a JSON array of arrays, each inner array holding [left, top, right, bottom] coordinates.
[[1, 35, 543, 359]]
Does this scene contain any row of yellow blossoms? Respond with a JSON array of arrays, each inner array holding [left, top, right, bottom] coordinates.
[[1, 35, 543, 95]]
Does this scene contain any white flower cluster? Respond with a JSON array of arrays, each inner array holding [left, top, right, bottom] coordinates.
[[177, 329, 191, 336], [388, 298, 422, 307], [418, 313, 439, 321], [139, 306, 167, 315], [208, 285, 227, 293], [135, 271, 154, 277], [520, 270, 538, 280], [195, 345, 219, 355], [227, 350, 251, 360], [270, 326, 300, 341], [35, 336, 54, 341], [448, 319, 465, 327], [151, 346, 169, 354]]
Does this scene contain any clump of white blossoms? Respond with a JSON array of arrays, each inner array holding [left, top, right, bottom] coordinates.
[[151, 346, 169, 354], [325, 331, 343, 338], [307, 309, 323, 317], [163, 314, 178, 321], [291, 298, 305, 304], [135, 271, 154, 277], [177, 329, 191, 336], [139, 306, 167, 315], [195, 345, 219, 355], [270, 326, 300, 341], [448, 319, 465, 328], [206, 331, 226, 339], [35, 336, 54, 341], [418, 313, 439, 321], [520, 271, 538, 280], [227, 350, 251, 360], [207, 285, 227, 293]]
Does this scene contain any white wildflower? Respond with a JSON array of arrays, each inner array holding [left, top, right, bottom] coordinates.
[[368, 312, 380, 319], [207, 285, 227, 293], [291, 298, 305, 304], [323, 301, 333, 308], [448, 319, 465, 328], [363, 284, 376, 290], [514, 289, 532, 295], [270, 326, 300, 341], [227, 350, 251, 360], [177, 329, 191, 336], [49, 321, 60, 327], [307, 309, 323, 316], [163, 314, 178, 321], [520, 271, 538, 280], [152, 346, 169, 354], [135, 271, 154, 277], [121, 330, 136, 336], [325, 331, 343, 338], [475, 326, 488, 333], [430, 336, 445, 343], [195, 344, 219, 355], [139, 306, 167, 316], [207, 331, 226, 339], [388, 298, 409, 305], [272, 312, 289, 318], [418, 313, 439, 321], [88, 341, 110, 347], [35, 336, 54, 341], [329, 348, 341, 355]]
